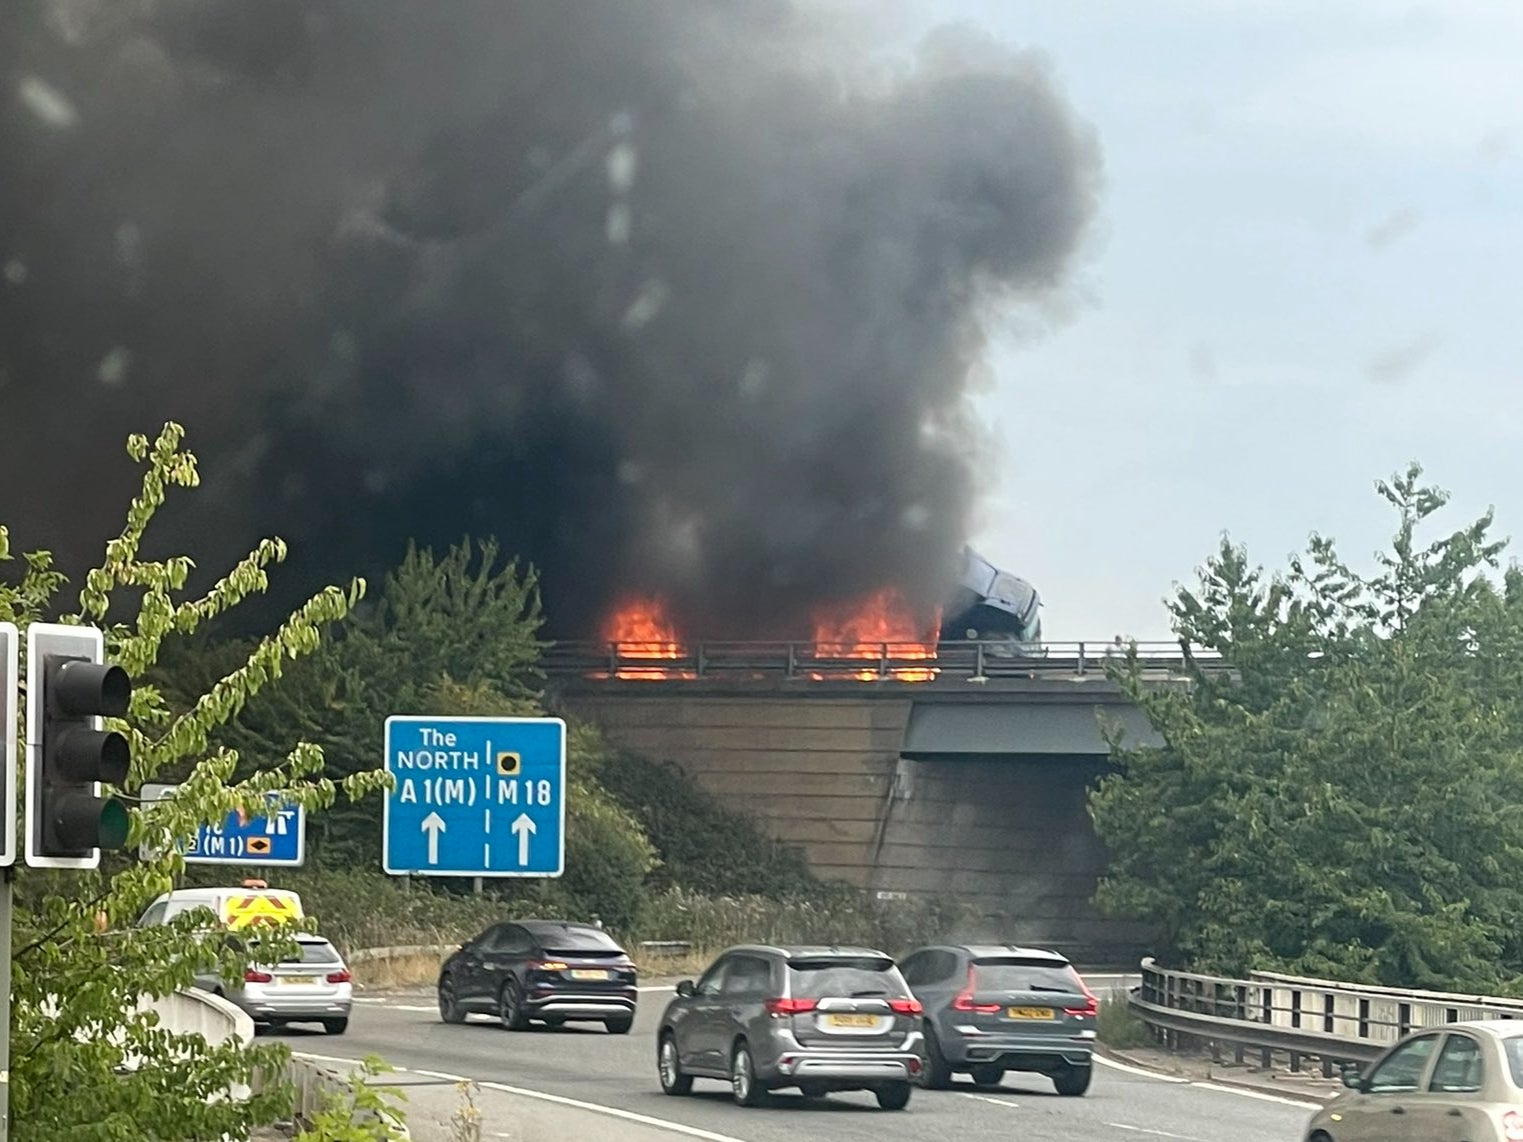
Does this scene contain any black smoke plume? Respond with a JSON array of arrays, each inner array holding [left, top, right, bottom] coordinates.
[[0, 0, 1100, 637]]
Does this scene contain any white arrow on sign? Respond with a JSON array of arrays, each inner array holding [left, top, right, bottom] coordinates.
[[511, 813, 536, 866], [421, 811, 446, 865]]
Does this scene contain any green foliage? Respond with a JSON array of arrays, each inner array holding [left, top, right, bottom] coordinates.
[[170, 539, 545, 867], [0, 423, 393, 1139], [1096, 995, 1152, 1050], [293, 1057, 408, 1141], [1091, 463, 1523, 991], [594, 748, 820, 897], [638, 885, 975, 957]]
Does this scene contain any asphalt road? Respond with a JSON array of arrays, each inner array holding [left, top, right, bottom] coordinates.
[[276, 983, 1321, 1142]]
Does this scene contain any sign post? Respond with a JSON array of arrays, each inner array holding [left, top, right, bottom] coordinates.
[[140, 784, 306, 867], [382, 716, 565, 878], [1, 622, 18, 1142]]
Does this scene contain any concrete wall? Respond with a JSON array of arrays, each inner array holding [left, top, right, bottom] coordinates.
[[867, 755, 1152, 960], [562, 689, 1155, 962], [564, 693, 908, 883]]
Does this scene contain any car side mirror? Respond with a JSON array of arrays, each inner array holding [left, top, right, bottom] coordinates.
[[676, 980, 696, 998], [1340, 1064, 1362, 1090]]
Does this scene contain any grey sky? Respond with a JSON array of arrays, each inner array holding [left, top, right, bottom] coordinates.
[[885, 1, 1523, 640]]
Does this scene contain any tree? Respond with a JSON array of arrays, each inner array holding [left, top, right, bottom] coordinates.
[[1090, 464, 1523, 991], [167, 539, 546, 866], [1, 423, 390, 1139]]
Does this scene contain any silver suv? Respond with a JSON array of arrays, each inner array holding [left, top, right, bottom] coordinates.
[[899, 944, 1097, 1095], [656, 945, 924, 1109]]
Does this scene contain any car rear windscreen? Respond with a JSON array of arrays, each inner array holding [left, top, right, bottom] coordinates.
[[280, 941, 341, 965], [538, 928, 624, 954], [972, 957, 1083, 992], [788, 957, 909, 999]]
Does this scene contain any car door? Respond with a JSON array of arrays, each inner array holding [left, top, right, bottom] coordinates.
[[679, 957, 733, 1075], [1335, 1032, 1443, 1140], [1422, 1031, 1490, 1142], [482, 924, 534, 1002], [454, 926, 502, 1005], [719, 953, 775, 1054]]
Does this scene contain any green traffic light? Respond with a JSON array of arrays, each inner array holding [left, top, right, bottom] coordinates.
[[99, 798, 130, 851]]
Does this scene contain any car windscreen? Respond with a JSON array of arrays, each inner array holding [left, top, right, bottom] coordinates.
[[787, 957, 909, 999], [972, 957, 1084, 992]]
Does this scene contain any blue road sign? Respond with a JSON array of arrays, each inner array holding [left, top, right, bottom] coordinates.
[[141, 784, 306, 866], [382, 716, 566, 878]]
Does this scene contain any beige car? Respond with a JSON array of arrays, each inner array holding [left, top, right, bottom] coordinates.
[[1305, 1021, 1523, 1141]]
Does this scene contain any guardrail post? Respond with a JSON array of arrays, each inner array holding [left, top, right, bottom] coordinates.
[[1234, 986, 1246, 1064], [696, 643, 707, 677], [879, 642, 888, 679], [607, 641, 618, 677], [974, 641, 986, 679], [1077, 642, 1086, 675], [786, 643, 797, 678]]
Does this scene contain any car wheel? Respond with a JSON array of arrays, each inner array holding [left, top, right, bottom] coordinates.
[[658, 1033, 693, 1096], [604, 1017, 634, 1035], [799, 1081, 829, 1100], [322, 1018, 348, 1035], [969, 1064, 1004, 1088], [918, 1028, 953, 1090], [1053, 1063, 1092, 1097], [875, 1081, 912, 1110], [498, 979, 530, 1032], [731, 1041, 763, 1107], [542, 1017, 566, 1029], [438, 976, 465, 1025]]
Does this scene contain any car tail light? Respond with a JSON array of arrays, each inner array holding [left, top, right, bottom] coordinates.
[[906, 1056, 923, 1076], [244, 970, 273, 984], [1064, 969, 1098, 1018], [952, 965, 1001, 1014], [765, 997, 818, 1016], [889, 998, 923, 1015], [1504, 1110, 1523, 1142], [531, 961, 569, 972], [327, 969, 352, 984]]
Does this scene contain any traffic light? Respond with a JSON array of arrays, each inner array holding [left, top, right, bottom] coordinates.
[[1, 621, 17, 867], [26, 623, 132, 869]]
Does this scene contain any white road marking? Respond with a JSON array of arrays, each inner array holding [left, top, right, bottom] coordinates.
[[1106, 1123, 1204, 1140], [296, 1053, 754, 1142], [1094, 1054, 1324, 1109], [1188, 1081, 1322, 1108], [963, 1093, 1021, 1109], [1093, 1055, 1189, 1083]]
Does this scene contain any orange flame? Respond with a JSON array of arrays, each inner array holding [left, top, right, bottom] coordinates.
[[601, 596, 693, 679], [810, 588, 941, 681]]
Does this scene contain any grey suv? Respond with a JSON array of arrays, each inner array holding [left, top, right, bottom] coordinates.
[[656, 945, 924, 1109], [899, 944, 1096, 1095]]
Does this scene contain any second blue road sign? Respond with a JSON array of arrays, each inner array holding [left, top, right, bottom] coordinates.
[[381, 716, 566, 878]]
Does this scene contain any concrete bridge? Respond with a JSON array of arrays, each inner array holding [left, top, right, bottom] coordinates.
[[547, 640, 1204, 963]]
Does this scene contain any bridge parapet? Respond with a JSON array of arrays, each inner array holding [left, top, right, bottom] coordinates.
[[544, 638, 1224, 686]]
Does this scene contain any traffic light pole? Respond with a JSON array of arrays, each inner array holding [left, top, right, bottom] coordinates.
[[0, 865, 13, 1142]]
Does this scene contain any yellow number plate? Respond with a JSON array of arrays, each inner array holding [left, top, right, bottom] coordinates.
[[826, 1013, 879, 1028], [570, 969, 609, 981], [280, 976, 320, 986], [1006, 1007, 1055, 1020]]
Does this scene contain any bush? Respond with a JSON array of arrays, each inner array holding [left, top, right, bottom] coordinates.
[[1096, 994, 1153, 1050], [636, 886, 975, 958]]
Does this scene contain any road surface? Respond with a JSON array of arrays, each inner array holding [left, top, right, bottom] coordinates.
[[277, 985, 1320, 1142]]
